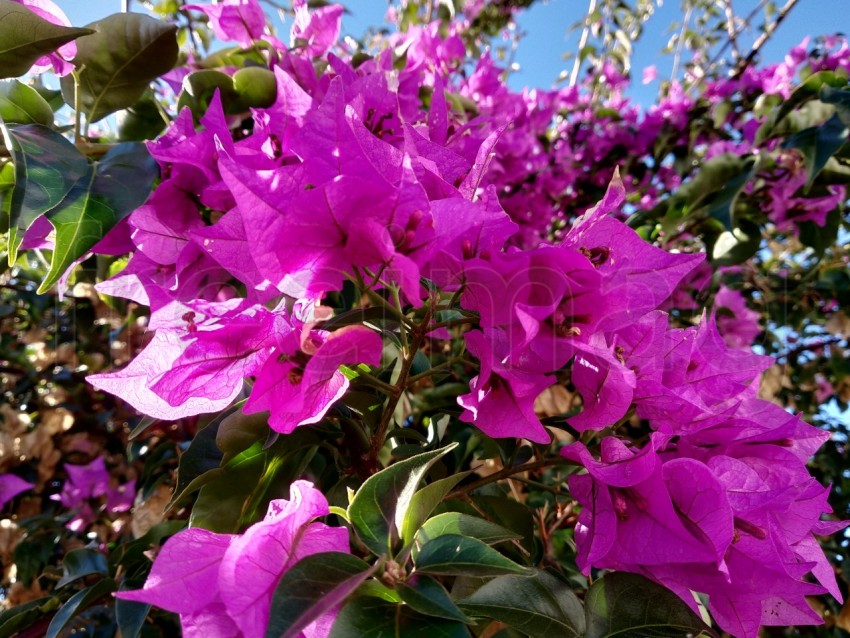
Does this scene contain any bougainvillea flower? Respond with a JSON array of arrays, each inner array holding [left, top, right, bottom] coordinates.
[[12, 0, 77, 75], [458, 329, 552, 443], [244, 325, 383, 434], [117, 481, 348, 638], [714, 285, 761, 349], [50, 458, 135, 531], [563, 437, 729, 571], [0, 474, 34, 509], [291, 0, 344, 57], [567, 335, 637, 432], [184, 0, 265, 48]]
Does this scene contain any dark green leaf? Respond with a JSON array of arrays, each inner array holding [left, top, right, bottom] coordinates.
[[117, 95, 166, 141], [401, 473, 470, 544], [783, 113, 850, 187], [3, 124, 158, 291], [0, 596, 60, 637], [41, 139, 158, 292], [165, 409, 229, 511], [711, 218, 761, 266], [46, 578, 117, 638], [0, 1, 93, 79], [0, 80, 54, 125], [584, 572, 715, 638], [266, 552, 376, 638], [417, 512, 521, 547], [329, 598, 471, 638], [472, 495, 536, 556], [57, 547, 108, 588], [177, 69, 240, 119], [348, 443, 457, 556], [760, 70, 848, 140], [3, 123, 90, 260], [704, 158, 756, 230], [189, 441, 265, 533], [115, 592, 150, 638], [216, 407, 270, 462], [458, 570, 585, 638], [397, 575, 471, 623], [414, 534, 529, 577], [60, 13, 178, 123]]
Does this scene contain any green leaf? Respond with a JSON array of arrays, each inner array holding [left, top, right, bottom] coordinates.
[[60, 13, 178, 123], [266, 552, 376, 638], [416, 512, 521, 548], [348, 443, 457, 556], [704, 158, 756, 230], [115, 591, 150, 638], [177, 69, 240, 119], [165, 408, 228, 511], [42, 140, 157, 292], [584, 572, 715, 638], [0, 80, 54, 125], [0, 1, 93, 79], [0, 596, 61, 637], [711, 219, 761, 266], [3, 123, 90, 259], [117, 95, 166, 141], [189, 440, 266, 532], [820, 85, 850, 126], [783, 113, 850, 187], [46, 578, 117, 638], [414, 534, 529, 577], [329, 598, 471, 638], [397, 575, 471, 623], [57, 547, 108, 588], [401, 473, 470, 544], [3, 124, 158, 291], [233, 67, 277, 108], [458, 570, 585, 638]]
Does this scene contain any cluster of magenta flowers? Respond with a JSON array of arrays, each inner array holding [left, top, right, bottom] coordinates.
[[0, 0, 829, 636]]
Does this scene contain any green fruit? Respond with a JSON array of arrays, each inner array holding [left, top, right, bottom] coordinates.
[[233, 67, 277, 108]]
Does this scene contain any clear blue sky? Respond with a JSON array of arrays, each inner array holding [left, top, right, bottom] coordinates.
[[58, 0, 849, 105]]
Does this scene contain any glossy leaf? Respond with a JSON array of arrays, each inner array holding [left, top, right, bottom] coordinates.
[[401, 472, 469, 544], [3, 124, 158, 291], [165, 407, 229, 511], [414, 534, 529, 577], [57, 547, 108, 588], [0, 80, 54, 125], [0, 596, 61, 637], [60, 13, 178, 123], [417, 512, 521, 548], [348, 444, 457, 556], [458, 570, 585, 638], [584, 572, 715, 638], [329, 597, 471, 638], [117, 95, 167, 141], [0, 1, 92, 79], [783, 113, 850, 187], [397, 575, 471, 623], [188, 441, 265, 533], [265, 552, 376, 638], [115, 592, 150, 638], [46, 578, 117, 638], [177, 69, 240, 118], [42, 140, 157, 292]]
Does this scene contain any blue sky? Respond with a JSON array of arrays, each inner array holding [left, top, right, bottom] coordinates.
[[58, 0, 849, 106]]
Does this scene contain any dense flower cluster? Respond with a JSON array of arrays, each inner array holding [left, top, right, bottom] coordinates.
[[39, 1, 841, 636]]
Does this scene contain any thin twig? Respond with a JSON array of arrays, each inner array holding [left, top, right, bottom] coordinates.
[[446, 457, 575, 500], [731, 0, 800, 79], [569, 0, 599, 88]]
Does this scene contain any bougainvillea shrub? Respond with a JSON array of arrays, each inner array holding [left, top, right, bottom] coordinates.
[[0, 0, 848, 637]]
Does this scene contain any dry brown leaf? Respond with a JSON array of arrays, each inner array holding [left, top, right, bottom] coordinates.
[[131, 483, 173, 539]]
